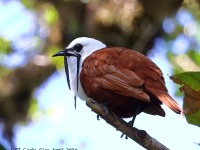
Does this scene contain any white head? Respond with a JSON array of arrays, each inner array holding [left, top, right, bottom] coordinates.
[[52, 37, 106, 104], [66, 37, 106, 60]]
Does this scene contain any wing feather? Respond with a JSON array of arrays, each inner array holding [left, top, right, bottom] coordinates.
[[82, 55, 150, 102], [100, 70, 150, 101], [81, 47, 182, 115]]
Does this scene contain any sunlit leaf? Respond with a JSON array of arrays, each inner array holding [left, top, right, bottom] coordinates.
[[43, 3, 58, 25], [0, 38, 11, 54], [48, 45, 64, 69], [187, 50, 200, 66], [167, 51, 184, 73], [20, 0, 35, 8], [175, 84, 184, 97], [28, 97, 38, 117], [170, 72, 200, 127], [186, 110, 200, 127], [171, 72, 200, 91]]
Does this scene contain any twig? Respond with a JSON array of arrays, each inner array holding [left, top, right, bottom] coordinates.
[[86, 98, 169, 150]]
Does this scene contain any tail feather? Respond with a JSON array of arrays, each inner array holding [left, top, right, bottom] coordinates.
[[146, 87, 182, 114]]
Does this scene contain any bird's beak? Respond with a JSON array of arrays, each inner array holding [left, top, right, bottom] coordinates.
[[52, 49, 65, 57], [52, 48, 78, 57]]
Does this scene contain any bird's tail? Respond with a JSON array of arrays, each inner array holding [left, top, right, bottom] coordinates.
[[146, 87, 183, 115]]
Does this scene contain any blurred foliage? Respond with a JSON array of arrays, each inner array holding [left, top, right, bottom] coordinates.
[[21, 0, 35, 8], [27, 97, 38, 119], [167, 50, 200, 74], [0, 38, 11, 54], [0, 143, 6, 150], [37, 2, 59, 25], [165, 1, 200, 68], [48, 45, 65, 69], [0, 66, 10, 78]]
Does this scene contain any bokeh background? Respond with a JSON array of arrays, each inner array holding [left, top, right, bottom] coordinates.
[[0, 0, 200, 149]]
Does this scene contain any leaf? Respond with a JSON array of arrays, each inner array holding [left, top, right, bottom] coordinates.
[[0, 38, 11, 54], [28, 97, 38, 117], [170, 72, 200, 127], [187, 50, 200, 66], [48, 45, 64, 69], [20, 0, 35, 9], [43, 3, 59, 25], [186, 110, 200, 127], [170, 72, 200, 91]]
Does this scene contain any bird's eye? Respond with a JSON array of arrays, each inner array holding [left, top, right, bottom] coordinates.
[[73, 44, 83, 52]]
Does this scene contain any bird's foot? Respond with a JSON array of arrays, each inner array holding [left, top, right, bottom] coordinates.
[[120, 133, 129, 139], [120, 120, 134, 139], [96, 101, 109, 121], [101, 101, 109, 115], [102, 102, 109, 115], [97, 115, 100, 120]]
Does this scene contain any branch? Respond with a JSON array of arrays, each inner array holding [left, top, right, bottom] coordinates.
[[86, 98, 169, 150]]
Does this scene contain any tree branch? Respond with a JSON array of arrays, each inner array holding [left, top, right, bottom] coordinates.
[[86, 98, 169, 150]]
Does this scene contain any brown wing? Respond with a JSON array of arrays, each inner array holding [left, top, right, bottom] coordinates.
[[81, 47, 182, 114], [100, 67, 150, 101], [113, 47, 182, 114], [81, 48, 150, 103]]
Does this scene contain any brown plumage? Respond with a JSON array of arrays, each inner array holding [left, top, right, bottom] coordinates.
[[52, 37, 182, 120], [80, 47, 182, 118]]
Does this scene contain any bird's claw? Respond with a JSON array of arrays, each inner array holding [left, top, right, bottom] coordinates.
[[120, 118, 135, 139], [121, 133, 128, 139], [97, 115, 100, 120], [101, 101, 109, 115], [95, 102, 109, 121]]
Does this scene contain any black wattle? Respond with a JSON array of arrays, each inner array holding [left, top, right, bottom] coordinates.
[[64, 49, 71, 90]]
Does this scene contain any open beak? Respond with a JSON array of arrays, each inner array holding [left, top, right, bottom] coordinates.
[[52, 48, 81, 109]]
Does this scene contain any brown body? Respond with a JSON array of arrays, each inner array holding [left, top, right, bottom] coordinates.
[[80, 47, 181, 118]]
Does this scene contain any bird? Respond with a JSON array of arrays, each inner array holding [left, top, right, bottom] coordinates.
[[52, 37, 182, 124]]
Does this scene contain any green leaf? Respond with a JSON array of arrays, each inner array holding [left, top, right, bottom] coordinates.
[[174, 84, 183, 97], [172, 72, 200, 91], [187, 50, 200, 66], [48, 45, 64, 69], [186, 110, 200, 127], [170, 72, 200, 127], [28, 97, 38, 117], [20, 0, 35, 9], [166, 51, 184, 73], [43, 3, 58, 25], [0, 38, 11, 54]]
